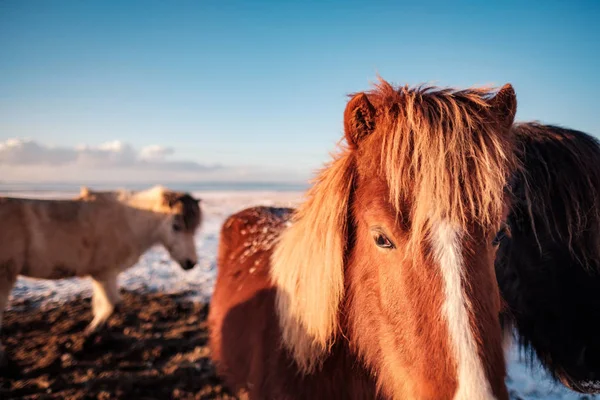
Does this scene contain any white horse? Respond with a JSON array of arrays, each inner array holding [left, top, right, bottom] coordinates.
[[0, 185, 202, 362]]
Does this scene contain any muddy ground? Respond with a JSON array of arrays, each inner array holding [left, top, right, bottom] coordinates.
[[0, 290, 237, 400]]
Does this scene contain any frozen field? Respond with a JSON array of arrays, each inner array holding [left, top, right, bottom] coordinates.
[[4, 189, 595, 399]]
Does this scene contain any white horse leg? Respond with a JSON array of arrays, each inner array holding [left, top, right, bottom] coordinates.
[[86, 271, 121, 333], [0, 274, 17, 365]]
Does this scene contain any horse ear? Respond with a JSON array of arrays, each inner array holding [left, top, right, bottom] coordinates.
[[490, 84, 517, 128], [344, 93, 376, 148]]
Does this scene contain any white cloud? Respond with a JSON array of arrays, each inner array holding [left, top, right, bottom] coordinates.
[[0, 138, 77, 166], [74, 140, 138, 167], [0, 138, 308, 183], [0, 138, 213, 170], [139, 145, 175, 161]]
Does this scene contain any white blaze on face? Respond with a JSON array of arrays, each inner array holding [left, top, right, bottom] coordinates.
[[431, 220, 495, 400]]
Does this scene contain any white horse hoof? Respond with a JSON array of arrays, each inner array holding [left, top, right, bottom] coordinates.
[[84, 320, 106, 336]]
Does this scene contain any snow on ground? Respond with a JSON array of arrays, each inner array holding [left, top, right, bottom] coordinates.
[[5, 190, 596, 399]]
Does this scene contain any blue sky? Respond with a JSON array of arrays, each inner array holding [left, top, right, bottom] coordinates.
[[0, 0, 598, 182]]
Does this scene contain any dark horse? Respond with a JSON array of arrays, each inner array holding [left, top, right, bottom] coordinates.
[[209, 81, 600, 398], [497, 123, 600, 393]]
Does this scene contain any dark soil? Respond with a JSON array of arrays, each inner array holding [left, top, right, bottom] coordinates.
[[0, 290, 237, 400]]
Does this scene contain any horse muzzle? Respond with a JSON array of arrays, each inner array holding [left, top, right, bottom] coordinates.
[[180, 259, 197, 270]]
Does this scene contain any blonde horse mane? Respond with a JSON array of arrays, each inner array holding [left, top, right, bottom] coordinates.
[[271, 80, 518, 373], [271, 149, 355, 372], [78, 185, 201, 232]]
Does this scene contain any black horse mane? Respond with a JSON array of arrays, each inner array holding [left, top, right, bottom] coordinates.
[[496, 122, 600, 393]]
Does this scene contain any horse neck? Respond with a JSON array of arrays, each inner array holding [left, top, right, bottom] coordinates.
[[119, 188, 161, 209], [118, 194, 168, 251]]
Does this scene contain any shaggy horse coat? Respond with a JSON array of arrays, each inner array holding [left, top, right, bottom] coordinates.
[[0, 185, 201, 363], [496, 123, 600, 393], [209, 81, 519, 400]]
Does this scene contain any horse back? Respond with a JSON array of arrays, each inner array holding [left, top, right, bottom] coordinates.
[[210, 206, 378, 399], [212, 206, 294, 304], [0, 196, 134, 279], [0, 198, 29, 281], [209, 206, 293, 395]]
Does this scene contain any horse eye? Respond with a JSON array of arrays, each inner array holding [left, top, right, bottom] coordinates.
[[173, 223, 182, 232], [374, 232, 394, 249]]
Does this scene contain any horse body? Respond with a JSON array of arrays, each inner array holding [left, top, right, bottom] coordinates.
[[1, 197, 148, 280], [0, 185, 201, 362], [210, 81, 518, 399], [209, 206, 377, 399]]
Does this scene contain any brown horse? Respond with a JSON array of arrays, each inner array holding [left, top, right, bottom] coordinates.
[[209, 81, 519, 399]]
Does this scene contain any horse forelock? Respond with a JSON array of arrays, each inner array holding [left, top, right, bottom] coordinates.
[[161, 191, 202, 232], [361, 81, 518, 249], [176, 193, 202, 232]]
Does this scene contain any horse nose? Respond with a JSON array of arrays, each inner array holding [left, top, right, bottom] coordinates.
[[182, 259, 196, 270]]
